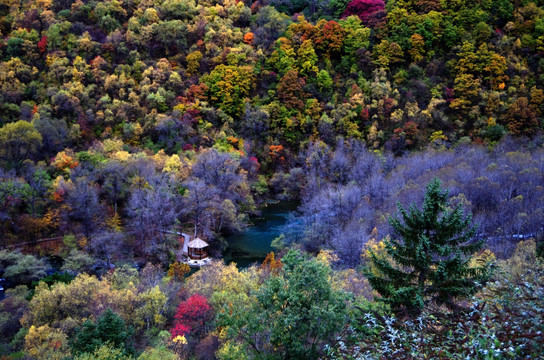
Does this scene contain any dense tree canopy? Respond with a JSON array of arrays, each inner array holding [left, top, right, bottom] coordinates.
[[0, 0, 543, 358]]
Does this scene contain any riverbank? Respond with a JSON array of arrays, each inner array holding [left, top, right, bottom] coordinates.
[[223, 200, 299, 268]]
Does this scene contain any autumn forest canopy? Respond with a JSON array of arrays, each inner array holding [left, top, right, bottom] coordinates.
[[0, 0, 544, 358]]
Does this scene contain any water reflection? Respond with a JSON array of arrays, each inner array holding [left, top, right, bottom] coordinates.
[[223, 201, 298, 268]]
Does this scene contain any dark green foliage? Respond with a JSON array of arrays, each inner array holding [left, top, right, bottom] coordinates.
[[481, 124, 506, 142], [270, 0, 310, 15], [365, 178, 490, 316], [259, 250, 348, 358], [27, 272, 75, 300], [537, 239, 544, 259], [6, 38, 24, 59], [327, 0, 351, 17], [218, 249, 349, 359], [71, 308, 133, 356], [76, 151, 106, 166], [491, 0, 514, 24], [30, 272, 74, 289]]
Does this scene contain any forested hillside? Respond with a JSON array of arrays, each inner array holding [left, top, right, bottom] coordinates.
[[1, 0, 544, 157], [0, 0, 543, 358]]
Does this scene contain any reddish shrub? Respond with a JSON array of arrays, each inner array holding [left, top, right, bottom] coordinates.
[[249, 156, 260, 169], [243, 32, 254, 45], [37, 36, 47, 54], [171, 322, 191, 338], [170, 294, 211, 338]]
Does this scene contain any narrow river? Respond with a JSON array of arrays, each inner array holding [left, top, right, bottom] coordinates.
[[223, 201, 299, 268], [0, 201, 299, 300]]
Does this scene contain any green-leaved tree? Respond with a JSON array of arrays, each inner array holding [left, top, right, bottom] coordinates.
[[71, 308, 133, 356], [218, 249, 349, 359], [0, 120, 42, 169], [365, 178, 490, 316]]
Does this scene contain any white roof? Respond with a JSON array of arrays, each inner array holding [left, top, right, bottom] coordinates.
[[187, 237, 208, 248]]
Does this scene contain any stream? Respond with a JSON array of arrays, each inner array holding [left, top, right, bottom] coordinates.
[[223, 200, 299, 268], [0, 201, 299, 300]]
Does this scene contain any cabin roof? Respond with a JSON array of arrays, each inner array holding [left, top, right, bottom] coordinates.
[[187, 237, 208, 248]]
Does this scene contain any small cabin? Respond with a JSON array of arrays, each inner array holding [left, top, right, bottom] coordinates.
[[187, 237, 209, 260], [179, 234, 212, 267]]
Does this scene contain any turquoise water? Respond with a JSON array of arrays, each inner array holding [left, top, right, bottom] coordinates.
[[223, 201, 298, 268], [0, 202, 298, 300]]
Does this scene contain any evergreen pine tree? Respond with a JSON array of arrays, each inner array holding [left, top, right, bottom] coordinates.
[[71, 308, 133, 356], [365, 178, 489, 316]]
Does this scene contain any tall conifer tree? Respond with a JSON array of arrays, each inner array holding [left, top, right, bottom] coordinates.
[[365, 178, 489, 316]]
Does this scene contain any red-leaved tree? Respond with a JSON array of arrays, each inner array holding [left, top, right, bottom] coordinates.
[[37, 36, 47, 54], [314, 20, 346, 55], [342, 0, 385, 26], [170, 294, 211, 338]]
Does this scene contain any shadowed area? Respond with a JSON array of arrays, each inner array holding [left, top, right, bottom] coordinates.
[[224, 201, 298, 268]]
